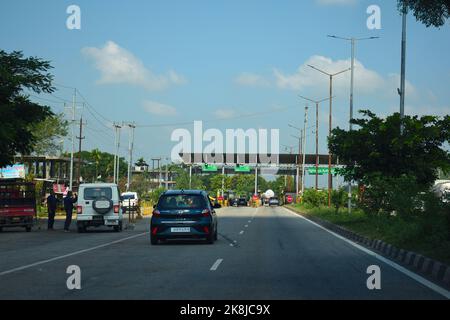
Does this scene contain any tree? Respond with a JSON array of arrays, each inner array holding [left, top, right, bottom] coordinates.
[[0, 50, 54, 167], [135, 157, 148, 167], [91, 148, 102, 180], [174, 167, 205, 190], [209, 174, 232, 194], [398, 0, 450, 27], [75, 150, 127, 183], [329, 111, 449, 187], [29, 113, 68, 156]]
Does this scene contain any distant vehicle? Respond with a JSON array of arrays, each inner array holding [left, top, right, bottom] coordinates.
[[150, 190, 220, 245], [121, 191, 139, 212], [269, 198, 280, 206], [76, 183, 123, 233], [0, 181, 35, 232], [231, 197, 248, 207]]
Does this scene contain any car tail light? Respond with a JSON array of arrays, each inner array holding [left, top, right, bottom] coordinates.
[[153, 209, 160, 216], [202, 209, 211, 217], [203, 226, 210, 234], [77, 206, 83, 214], [113, 205, 120, 214], [151, 227, 158, 235]]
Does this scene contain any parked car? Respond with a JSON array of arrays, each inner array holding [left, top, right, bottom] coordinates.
[[0, 181, 35, 232], [76, 183, 123, 233], [268, 197, 280, 206], [150, 190, 220, 245], [121, 191, 140, 212]]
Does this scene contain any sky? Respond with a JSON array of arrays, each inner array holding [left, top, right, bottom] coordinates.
[[1, 0, 449, 187]]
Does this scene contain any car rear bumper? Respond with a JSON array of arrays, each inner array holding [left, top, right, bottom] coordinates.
[[151, 221, 213, 239], [77, 215, 121, 227], [0, 215, 33, 227]]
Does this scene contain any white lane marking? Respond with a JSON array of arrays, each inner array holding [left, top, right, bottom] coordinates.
[[248, 220, 252, 223], [233, 240, 237, 243], [210, 259, 223, 271], [229, 244, 234, 247], [281, 207, 450, 299], [239, 230, 244, 235], [245, 225, 248, 228], [0, 232, 149, 276]]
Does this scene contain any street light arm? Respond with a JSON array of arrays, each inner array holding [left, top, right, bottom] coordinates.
[[308, 64, 330, 76], [332, 68, 351, 77], [298, 95, 316, 104]]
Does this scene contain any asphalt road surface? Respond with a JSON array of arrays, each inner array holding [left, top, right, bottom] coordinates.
[[0, 206, 448, 300]]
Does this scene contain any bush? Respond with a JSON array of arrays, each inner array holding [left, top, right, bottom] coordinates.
[[303, 188, 328, 207], [331, 188, 346, 213]]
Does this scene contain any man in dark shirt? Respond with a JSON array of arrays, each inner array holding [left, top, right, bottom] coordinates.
[[63, 191, 77, 232], [46, 190, 58, 230]]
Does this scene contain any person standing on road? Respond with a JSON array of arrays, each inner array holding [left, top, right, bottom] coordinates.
[[46, 190, 58, 230], [63, 191, 77, 232]]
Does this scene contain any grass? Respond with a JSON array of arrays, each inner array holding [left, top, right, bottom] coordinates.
[[288, 203, 450, 265]]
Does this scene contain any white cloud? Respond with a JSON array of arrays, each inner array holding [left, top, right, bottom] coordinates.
[[316, 0, 357, 5], [214, 108, 237, 119], [82, 41, 186, 91], [235, 72, 269, 87], [143, 100, 178, 116], [273, 55, 384, 94]]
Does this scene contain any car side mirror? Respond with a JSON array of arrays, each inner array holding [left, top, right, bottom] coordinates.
[[213, 203, 222, 209]]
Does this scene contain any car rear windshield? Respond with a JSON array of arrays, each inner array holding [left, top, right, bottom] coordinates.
[[158, 194, 207, 210], [122, 194, 135, 200], [84, 187, 112, 200]]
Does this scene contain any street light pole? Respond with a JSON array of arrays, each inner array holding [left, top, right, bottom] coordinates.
[[328, 34, 379, 213], [301, 106, 308, 197], [308, 65, 350, 206], [299, 95, 332, 190], [400, 3, 407, 134]]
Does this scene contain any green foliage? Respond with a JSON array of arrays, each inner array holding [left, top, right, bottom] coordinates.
[[398, 0, 450, 27], [302, 188, 328, 207], [29, 113, 68, 156], [174, 167, 205, 190], [0, 50, 54, 167], [329, 111, 450, 187], [75, 149, 127, 183], [331, 188, 346, 213], [149, 187, 165, 205]]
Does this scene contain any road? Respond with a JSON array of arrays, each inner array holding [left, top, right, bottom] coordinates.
[[0, 206, 448, 300]]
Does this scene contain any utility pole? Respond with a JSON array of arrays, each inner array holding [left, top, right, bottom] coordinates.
[[126, 123, 136, 192], [76, 116, 86, 185], [328, 35, 379, 213], [299, 95, 332, 190], [399, 3, 407, 134], [254, 165, 258, 196], [113, 123, 122, 184], [301, 106, 308, 197], [190, 165, 193, 189], [165, 157, 169, 190], [69, 89, 76, 191], [308, 65, 350, 206]]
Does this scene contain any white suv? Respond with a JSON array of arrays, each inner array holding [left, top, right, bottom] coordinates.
[[76, 183, 123, 233], [121, 191, 139, 212]]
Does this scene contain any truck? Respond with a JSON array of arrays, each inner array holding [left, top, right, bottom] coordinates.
[[0, 181, 36, 232]]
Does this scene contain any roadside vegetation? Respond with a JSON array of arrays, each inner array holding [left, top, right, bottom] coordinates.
[[289, 109, 450, 265]]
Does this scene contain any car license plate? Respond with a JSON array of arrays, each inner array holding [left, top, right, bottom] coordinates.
[[105, 220, 118, 226], [171, 227, 190, 233]]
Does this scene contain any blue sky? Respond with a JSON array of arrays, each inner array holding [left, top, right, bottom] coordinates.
[[1, 0, 449, 187]]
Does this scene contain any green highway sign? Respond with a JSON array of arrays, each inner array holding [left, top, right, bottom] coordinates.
[[235, 165, 251, 173], [307, 167, 337, 175], [202, 164, 218, 172]]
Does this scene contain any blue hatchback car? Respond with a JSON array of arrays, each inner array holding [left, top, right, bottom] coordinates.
[[150, 190, 220, 245]]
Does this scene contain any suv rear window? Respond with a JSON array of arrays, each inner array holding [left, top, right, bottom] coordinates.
[[158, 194, 207, 210], [122, 194, 135, 200], [84, 187, 112, 200]]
